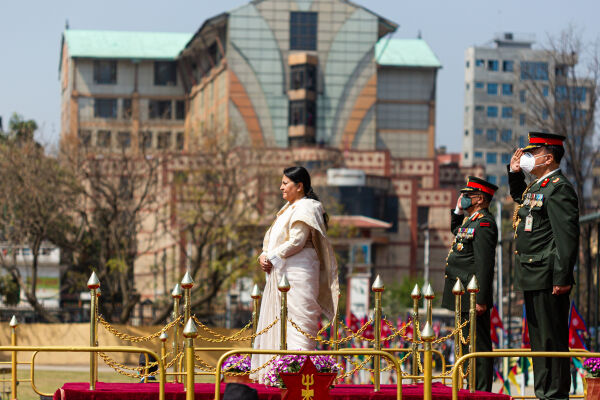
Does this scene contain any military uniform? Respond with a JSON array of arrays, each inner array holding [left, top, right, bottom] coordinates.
[[508, 132, 579, 400], [442, 177, 498, 392]]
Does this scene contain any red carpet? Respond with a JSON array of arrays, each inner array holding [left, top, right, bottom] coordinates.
[[54, 382, 510, 400]]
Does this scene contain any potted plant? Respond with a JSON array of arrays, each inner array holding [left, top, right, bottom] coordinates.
[[263, 355, 342, 388], [222, 354, 252, 384], [583, 357, 600, 398]]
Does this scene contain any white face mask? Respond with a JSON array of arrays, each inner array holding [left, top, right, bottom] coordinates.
[[519, 153, 547, 173]]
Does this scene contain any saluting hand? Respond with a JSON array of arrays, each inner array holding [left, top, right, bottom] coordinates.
[[510, 148, 524, 172]]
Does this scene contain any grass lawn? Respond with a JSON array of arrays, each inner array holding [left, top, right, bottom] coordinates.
[[4, 369, 214, 400]]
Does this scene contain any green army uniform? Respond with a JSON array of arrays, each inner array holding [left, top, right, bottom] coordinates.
[[508, 132, 579, 400], [442, 178, 498, 392]]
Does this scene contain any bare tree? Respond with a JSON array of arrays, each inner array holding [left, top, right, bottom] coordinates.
[[0, 126, 80, 322]]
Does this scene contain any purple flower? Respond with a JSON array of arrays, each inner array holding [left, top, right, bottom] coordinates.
[[222, 355, 251, 372], [583, 358, 600, 378], [263, 355, 343, 387]]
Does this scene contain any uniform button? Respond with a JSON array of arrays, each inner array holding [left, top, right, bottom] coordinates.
[[529, 258, 533, 262], [514, 250, 519, 255], [444, 275, 448, 278], [446, 263, 448, 266]]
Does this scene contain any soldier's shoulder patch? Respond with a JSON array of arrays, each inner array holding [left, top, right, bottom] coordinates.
[[541, 178, 550, 187], [476, 213, 484, 220], [552, 177, 560, 183], [480, 222, 491, 227]]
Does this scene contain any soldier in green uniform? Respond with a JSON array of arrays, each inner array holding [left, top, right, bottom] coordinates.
[[508, 132, 579, 400], [442, 176, 498, 392]]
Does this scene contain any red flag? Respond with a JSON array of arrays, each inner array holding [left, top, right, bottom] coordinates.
[[381, 320, 392, 348], [569, 327, 587, 349], [348, 313, 360, 332], [522, 305, 530, 349], [361, 316, 374, 340], [569, 302, 588, 333], [405, 317, 414, 339], [490, 305, 504, 347]]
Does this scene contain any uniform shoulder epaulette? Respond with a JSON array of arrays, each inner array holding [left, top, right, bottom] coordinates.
[[552, 177, 560, 183], [540, 178, 550, 187], [476, 213, 484, 220]]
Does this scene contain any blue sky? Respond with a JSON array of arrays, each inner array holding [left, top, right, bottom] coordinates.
[[0, 0, 598, 151]]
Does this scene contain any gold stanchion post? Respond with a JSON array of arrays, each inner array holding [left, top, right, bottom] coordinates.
[[278, 274, 290, 350], [372, 275, 384, 392], [421, 284, 436, 400], [467, 275, 479, 393], [332, 292, 341, 352], [250, 284, 261, 348], [160, 332, 168, 382], [410, 284, 421, 381], [452, 277, 465, 384], [181, 272, 194, 326], [9, 315, 18, 400], [183, 318, 198, 400], [87, 271, 100, 391], [171, 283, 182, 383], [94, 287, 101, 385]]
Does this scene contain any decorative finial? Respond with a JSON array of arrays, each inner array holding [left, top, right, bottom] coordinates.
[[182, 318, 198, 338], [423, 283, 435, 299], [371, 275, 385, 292], [452, 278, 465, 295], [467, 276, 480, 293], [96, 287, 101, 297], [160, 332, 168, 342], [411, 284, 422, 299], [9, 315, 18, 328], [87, 271, 100, 289], [181, 271, 194, 289], [421, 321, 435, 341], [171, 283, 182, 298], [251, 284, 261, 299], [278, 274, 290, 292]]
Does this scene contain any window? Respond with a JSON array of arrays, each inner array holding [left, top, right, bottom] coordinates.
[[486, 129, 497, 142], [474, 151, 483, 159], [502, 60, 514, 72], [519, 90, 526, 103], [78, 130, 92, 146], [122, 99, 132, 119], [93, 60, 117, 84], [175, 101, 186, 120], [487, 106, 498, 117], [556, 86, 587, 102], [475, 59, 485, 67], [94, 98, 117, 118], [500, 175, 508, 185], [289, 100, 316, 127], [487, 83, 498, 95], [466, 60, 470, 68], [502, 83, 513, 95], [519, 114, 526, 126], [520, 61, 549, 80], [518, 136, 526, 147], [464, 129, 469, 136], [501, 153, 511, 164], [475, 128, 483, 135], [97, 130, 111, 148], [475, 105, 484, 112], [487, 60, 499, 71], [542, 108, 549, 120], [486, 175, 497, 184], [486, 152, 497, 164], [290, 12, 317, 51], [290, 64, 317, 91], [543, 85, 549, 97], [149, 100, 172, 119], [502, 106, 513, 118], [139, 131, 153, 149], [501, 129, 512, 142], [176, 132, 184, 150], [154, 61, 177, 86], [157, 132, 172, 149], [117, 131, 131, 149], [475, 81, 485, 89], [466, 83, 470, 90]]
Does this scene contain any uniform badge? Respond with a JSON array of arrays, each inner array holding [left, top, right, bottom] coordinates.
[[541, 178, 550, 187], [480, 222, 490, 227], [456, 243, 464, 251], [552, 177, 560, 183]]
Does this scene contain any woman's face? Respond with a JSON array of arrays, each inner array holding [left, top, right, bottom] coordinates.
[[280, 174, 303, 203]]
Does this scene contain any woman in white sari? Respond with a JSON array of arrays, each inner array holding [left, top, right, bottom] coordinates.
[[250, 166, 339, 384]]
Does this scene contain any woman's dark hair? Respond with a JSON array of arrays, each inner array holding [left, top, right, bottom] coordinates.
[[283, 166, 329, 229]]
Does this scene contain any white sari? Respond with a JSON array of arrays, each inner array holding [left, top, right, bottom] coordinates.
[[250, 198, 339, 384]]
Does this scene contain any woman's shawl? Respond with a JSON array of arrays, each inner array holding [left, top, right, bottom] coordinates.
[[263, 198, 339, 320]]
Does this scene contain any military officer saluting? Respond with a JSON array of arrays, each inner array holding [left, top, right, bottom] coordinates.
[[508, 132, 579, 400], [442, 176, 498, 392]]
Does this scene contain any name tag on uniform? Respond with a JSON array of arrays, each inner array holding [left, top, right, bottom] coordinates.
[[524, 214, 533, 232]]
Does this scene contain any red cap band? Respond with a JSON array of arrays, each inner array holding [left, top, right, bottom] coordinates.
[[529, 137, 564, 146], [467, 181, 495, 195]]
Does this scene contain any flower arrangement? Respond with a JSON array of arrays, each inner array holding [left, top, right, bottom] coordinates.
[[584, 358, 600, 378], [222, 354, 251, 373], [263, 355, 343, 387]]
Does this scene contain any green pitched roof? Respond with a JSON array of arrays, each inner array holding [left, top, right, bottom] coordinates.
[[375, 38, 441, 68], [63, 29, 193, 60]]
